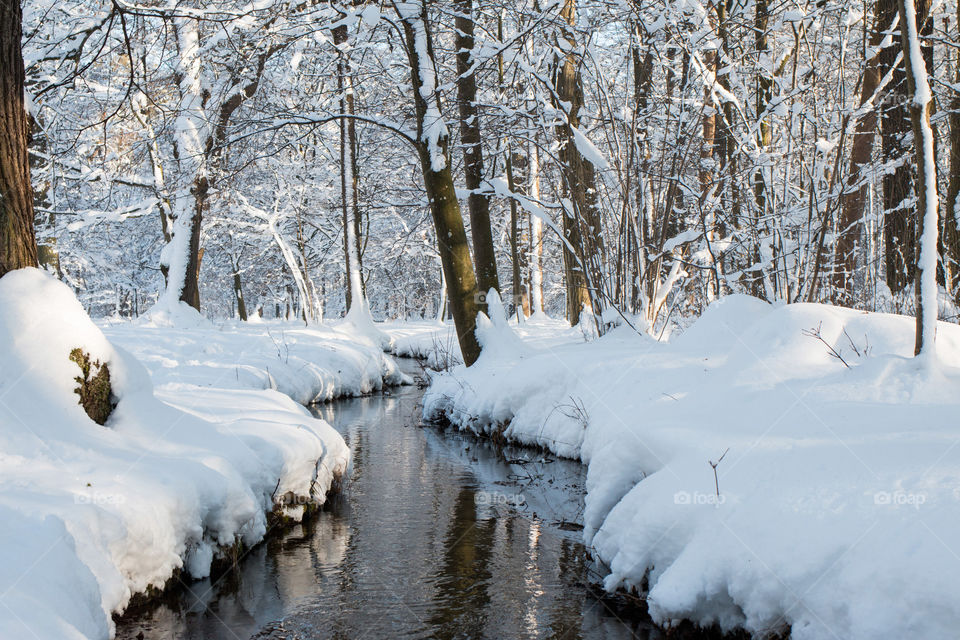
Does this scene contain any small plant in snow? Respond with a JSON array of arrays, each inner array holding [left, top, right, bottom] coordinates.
[[708, 447, 729, 498], [267, 329, 290, 363], [69, 348, 115, 425], [802, 323, 871, 368]]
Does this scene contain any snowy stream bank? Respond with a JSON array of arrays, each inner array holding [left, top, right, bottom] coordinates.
[[0, 269, 406, 639], [421, 296, 960, 640]]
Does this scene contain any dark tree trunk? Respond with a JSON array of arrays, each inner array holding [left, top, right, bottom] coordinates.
[[0, 0, 37, 277], [456, 0, 499, 304], [878, 0, 915, 294], [834, 4, 886, 303], [399, 3, 482, 366], [232, 258, 248, 321], [179, 175, 206, 310]]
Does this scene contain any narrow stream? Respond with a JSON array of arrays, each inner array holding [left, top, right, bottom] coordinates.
[[116, 361, 666, 639]]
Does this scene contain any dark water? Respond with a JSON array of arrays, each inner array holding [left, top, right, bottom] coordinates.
[[116, 361, 664, 640]]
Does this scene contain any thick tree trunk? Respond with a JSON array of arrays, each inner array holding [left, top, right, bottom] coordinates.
[[898, 0, 938, 356], [878, 0, 916, 295], [158, 17, 207, 312], [0, 0, 38, 277], [399, 2, 482, 366], [455, 0, 499, 303], [553, 0, 605, 328], [834, 6, 886, 304]]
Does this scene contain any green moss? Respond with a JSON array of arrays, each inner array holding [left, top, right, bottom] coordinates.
[[69, 348, 115, 425]]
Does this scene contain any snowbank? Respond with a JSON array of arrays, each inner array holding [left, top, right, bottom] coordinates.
[[103, 312, 408, 406], [423, 295, 960, 639], [0, 269, 351, 639]]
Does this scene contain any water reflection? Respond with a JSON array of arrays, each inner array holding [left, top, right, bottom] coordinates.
[[117, 366, 668, 640]]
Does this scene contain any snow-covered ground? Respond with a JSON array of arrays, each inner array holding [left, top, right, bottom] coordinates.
[[423, 295, 960, 639], [0, 270, 405, 639]]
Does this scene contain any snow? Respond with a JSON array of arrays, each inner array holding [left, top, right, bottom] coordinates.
[[0, 269, 415, 639], [422, 295, 960, 639]]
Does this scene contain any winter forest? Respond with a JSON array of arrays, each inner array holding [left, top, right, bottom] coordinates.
[[1, 0, 959, 638]]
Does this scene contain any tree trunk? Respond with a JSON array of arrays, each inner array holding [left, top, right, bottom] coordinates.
[[505, 147, 529, 317], [898, 0, 938, 356], [834, 6, 885, 304], [943, 0, 960, 304], [878, 0, 916, 295], [700, 12, 719, 301], [333, 24, 366, 315], [455, 0, 499, 304], [158, 17, 207, 312], [553, 0, 605, 328], [528, 138, 544, 314], [398, 2, 482, 366], [0, 0, 38, 277], [232, 259, 248, 321]]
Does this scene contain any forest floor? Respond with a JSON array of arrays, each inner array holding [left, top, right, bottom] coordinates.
[[0, 269, 404, 639], [420, 295, 960, 640]]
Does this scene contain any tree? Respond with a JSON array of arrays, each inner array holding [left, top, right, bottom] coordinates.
[[333, 22, 367, 316], [0, 0, 37, 277], [833, 3, 887, 304], [397, 0, 482, 366], [552, 0, 605, 327], [898, 0, 938, 356], [454, 0, 499, 305]]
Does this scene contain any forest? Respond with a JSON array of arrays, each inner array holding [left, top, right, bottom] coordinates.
[[0, 0, 958, 639]]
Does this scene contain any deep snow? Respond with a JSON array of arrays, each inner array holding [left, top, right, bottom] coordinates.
[[422, 295, 960, 639], [0, 269, 405, 639]]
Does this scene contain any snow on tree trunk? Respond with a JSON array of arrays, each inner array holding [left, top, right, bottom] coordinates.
[[455, 0, 499, 305], [397, 0, 482, 366], [898, 0, 938, 358], [157, 17, 207, 314]]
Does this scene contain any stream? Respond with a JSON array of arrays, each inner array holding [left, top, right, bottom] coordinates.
[[116, 360, 668, 639]]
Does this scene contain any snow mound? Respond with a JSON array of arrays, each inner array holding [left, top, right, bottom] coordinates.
[[423, 295, 960, 639], [0, 269, 350, 639]]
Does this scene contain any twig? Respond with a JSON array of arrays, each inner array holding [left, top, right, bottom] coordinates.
[[709, 447, 730, 498], [802, 322, 849, 368]]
